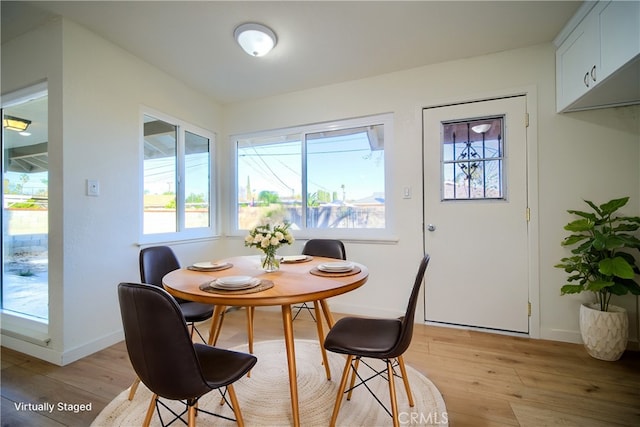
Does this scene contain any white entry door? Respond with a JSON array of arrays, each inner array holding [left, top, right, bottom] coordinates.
[[423, 96, 529, 333]]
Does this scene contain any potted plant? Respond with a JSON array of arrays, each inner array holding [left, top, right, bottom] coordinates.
[[555, 197, 640, 361]]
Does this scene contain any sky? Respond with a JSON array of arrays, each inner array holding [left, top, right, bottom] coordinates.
[[237, 131, 384, 203]]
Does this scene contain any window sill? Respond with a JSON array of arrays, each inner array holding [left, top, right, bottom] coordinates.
[[1, 311, 50, 347], [227, 232, 399, 245], [137, 234, 222, 247]]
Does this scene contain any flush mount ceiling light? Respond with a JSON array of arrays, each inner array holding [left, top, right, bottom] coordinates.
[[234, 23, 277, 57], [3, 115, 31, 132]]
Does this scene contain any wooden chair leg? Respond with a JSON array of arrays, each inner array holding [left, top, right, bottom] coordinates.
[[313, 302, 331, 380], [128, 377, 140, 400], [397, 355, 414, 407], [187, 404, 197, 427], [330, 355, 354, 427], [387, 360, 400, 427], [208, 305, 226, 345], [346, 358, 360, 400], [143, 393, 157, 427], [319, 299, 335, 327], [227, 384, 245, 427]]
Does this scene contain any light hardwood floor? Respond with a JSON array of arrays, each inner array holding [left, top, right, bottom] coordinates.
[[2, 308, 639, 426]]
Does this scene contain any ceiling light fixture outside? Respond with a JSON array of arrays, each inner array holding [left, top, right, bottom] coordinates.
[[3, 115, 31, 132], [234, 23, 277, 57], [471, 124, 492, 134]]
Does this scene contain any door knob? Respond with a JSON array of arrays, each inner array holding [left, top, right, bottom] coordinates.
[[427, 224, 436, 232]]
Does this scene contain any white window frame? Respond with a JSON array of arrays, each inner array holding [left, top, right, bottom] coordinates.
[[230, 113, 395, 241], [139, 107, 217, 244]]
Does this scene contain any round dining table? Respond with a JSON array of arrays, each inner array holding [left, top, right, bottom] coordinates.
[[162, 255, 369, 427]]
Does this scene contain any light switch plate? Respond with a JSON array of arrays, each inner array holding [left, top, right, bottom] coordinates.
[[87, 179, 100, 196], [403, 186, 412, 199]]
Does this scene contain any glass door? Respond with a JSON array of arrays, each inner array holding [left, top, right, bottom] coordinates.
[[2, 89, 48, 321]]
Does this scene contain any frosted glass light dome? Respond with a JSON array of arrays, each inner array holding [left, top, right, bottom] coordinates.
[[234, 23, 277, 57]]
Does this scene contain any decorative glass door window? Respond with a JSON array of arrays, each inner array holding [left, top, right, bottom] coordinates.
[[441, 117, 504, 200]]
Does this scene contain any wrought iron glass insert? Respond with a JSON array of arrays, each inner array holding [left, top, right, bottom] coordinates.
[[441, 117, 504, 200]]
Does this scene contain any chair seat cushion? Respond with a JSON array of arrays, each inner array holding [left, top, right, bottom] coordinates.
[[179, 302, 214, 322], [324, 317, 402, 358], [194, 344, 258, 388]]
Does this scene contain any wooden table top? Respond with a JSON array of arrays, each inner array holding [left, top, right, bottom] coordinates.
[[162, 255, 369, 307]]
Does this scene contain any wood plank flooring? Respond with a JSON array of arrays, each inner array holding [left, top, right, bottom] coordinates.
[[2, 308, 639, 426]]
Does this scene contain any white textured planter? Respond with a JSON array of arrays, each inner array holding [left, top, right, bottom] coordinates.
[[579, 303, 628, 361]]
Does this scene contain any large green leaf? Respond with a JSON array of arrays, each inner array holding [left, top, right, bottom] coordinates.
[[560, 284, 584, 294], [610, 282, 631, 295], [564, 219, 594, 232], [585, 279, 614, 292], [599, 257, 635, 279], [561, 234, 588, 246], [617, 252, 640, 273], [566, 209, 596, 221], [599, 197, 629, 215], [611, 222, 640, 232], [572, 240, 594, 255], [618, 234, 640, 248], [620, 279, 640, 295], [603, 235, 625, 250], [592, 230, 607, 250]]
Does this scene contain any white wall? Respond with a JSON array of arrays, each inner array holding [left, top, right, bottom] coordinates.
[[2, 19, 638, 364], [2, 19, 223, 364], [1, 17, 64, 363], [223, 43, 640, 344]]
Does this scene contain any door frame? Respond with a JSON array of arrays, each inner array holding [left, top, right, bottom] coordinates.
[[419, 87, 540, 338]]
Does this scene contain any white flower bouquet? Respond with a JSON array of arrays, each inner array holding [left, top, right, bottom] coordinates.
[[244, 222, 294, 271]]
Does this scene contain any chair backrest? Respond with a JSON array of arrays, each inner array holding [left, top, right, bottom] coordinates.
[[302, 239, 346, 260], [391, 254, 430, 358], [139, 246, 181, 287], [118, 282, 211, 401]]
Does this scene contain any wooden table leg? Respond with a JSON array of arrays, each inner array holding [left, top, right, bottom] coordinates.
[[313, 301, 331, 380], [319, 299, 335, 328], [208, 305, 226, 345], [281, 304, 300, 427], [246, 306, 255, 354]]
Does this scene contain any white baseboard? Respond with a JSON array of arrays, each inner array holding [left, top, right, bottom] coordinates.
[[1, 330, 124, 366], [1, 334, 63, 365], [61, 330, 124, 365]]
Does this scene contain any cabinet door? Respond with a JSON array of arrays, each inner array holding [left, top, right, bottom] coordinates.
[[556, 11, 599, 111], [599, 0, 640, 79]]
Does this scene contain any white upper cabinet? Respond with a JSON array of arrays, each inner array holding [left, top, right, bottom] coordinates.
[[555, 1, 640, 112]]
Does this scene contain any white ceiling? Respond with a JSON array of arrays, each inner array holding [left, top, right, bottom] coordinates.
[[2, 1, 582, 105]]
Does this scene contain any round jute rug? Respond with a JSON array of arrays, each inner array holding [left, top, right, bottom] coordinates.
[[92, 339, 448, 426]]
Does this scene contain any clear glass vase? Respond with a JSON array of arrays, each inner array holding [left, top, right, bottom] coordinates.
[[261, 250, 280, 272]]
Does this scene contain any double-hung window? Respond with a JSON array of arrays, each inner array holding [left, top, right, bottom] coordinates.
[[233, 113, 392, 239], [141, 109, 215, 241]]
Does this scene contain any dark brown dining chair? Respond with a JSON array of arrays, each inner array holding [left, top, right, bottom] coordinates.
[[118, 282, 257, 427], [323, 254, 430, 427], [294, 239, 347, 321], [139, 246, 255, 362], [139, 246, 214, 342], [128, 245, 216, 400]]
